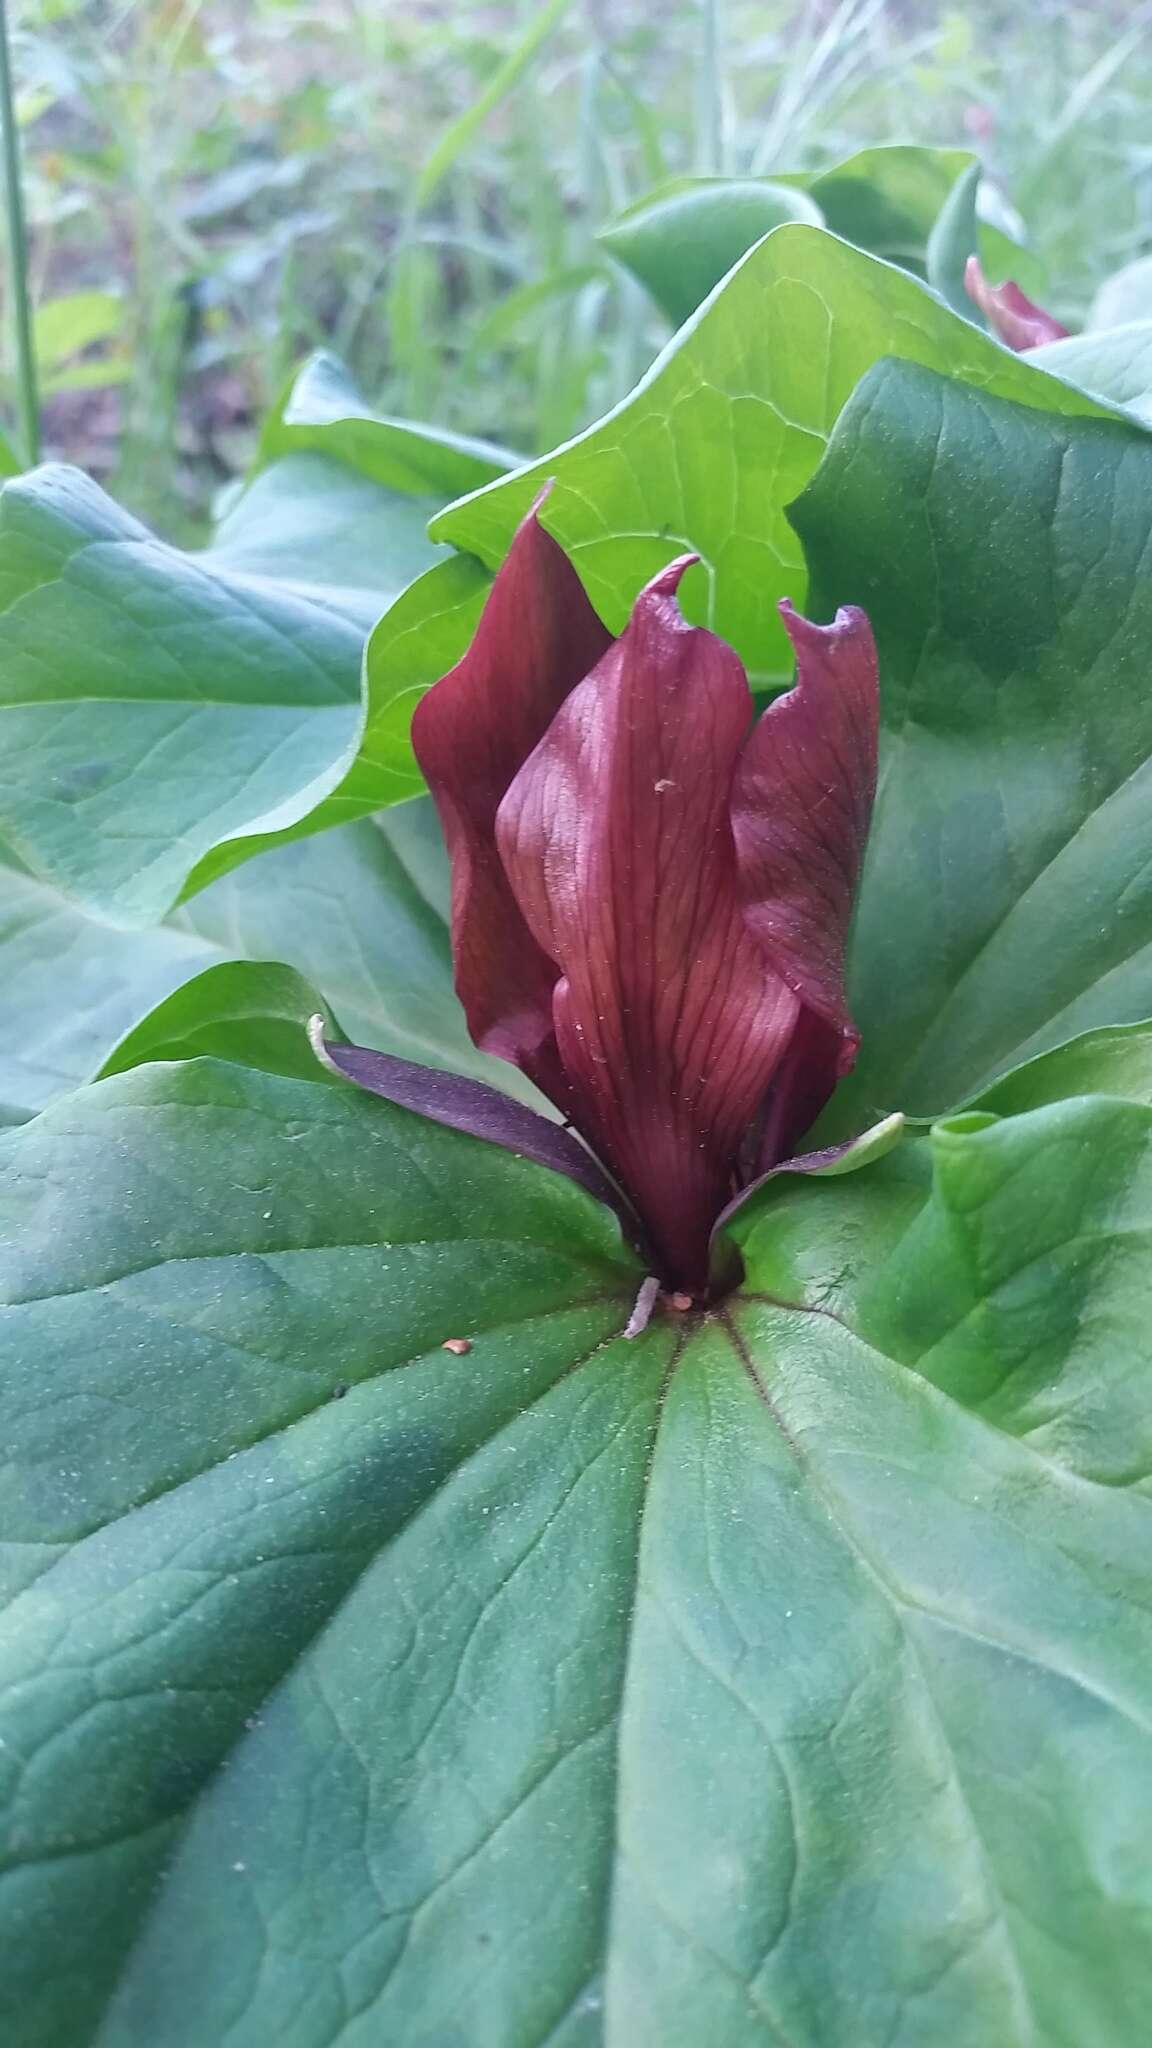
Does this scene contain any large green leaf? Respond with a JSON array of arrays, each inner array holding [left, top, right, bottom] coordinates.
[[0, 356, 506, 928], [0, 805, 520, 1122], [791, 358, 1152, 1123], [3, 1060, 1150, 2043], [430, 225, 1117, 692], [0, 458, 420, 925]]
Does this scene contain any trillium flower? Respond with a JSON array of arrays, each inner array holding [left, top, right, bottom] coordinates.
[[964, 255, 1069, 351], [311, 499, 879, 1307]]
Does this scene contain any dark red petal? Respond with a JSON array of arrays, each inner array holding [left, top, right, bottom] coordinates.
[[495, 557, 799, 1295], [410, 493, 613, 1101], [308, 1021, 632, 1222], [731, 600, 879, 1154], [963, 256, 1069, 351]]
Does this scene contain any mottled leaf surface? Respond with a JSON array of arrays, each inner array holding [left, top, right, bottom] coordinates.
[[792, 360, 1152, 1123], [2, 1056, 1149, 2045]]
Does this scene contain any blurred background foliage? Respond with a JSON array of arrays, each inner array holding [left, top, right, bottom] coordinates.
[[3, 0, 1150, 539]]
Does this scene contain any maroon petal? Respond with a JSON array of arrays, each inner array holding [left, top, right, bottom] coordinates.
[[495, 557, 799, 1296], [307, 1019, 632, 1222], [410, 492, 613, 1103], [963, 256, 1069, 351], [731, 599, 879, 1158]]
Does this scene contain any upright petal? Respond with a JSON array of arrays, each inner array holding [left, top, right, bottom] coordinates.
[[964, 256, 1069, 351], [496, 558, 799, 1295], [731, 600, 879, 1159], [410, 496, 613, 1100]]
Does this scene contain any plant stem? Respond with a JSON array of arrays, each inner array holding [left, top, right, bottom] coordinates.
[[0, 0, 37, 464]]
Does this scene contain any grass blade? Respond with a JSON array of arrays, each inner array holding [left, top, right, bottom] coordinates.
[[0, 0, 38, 464]]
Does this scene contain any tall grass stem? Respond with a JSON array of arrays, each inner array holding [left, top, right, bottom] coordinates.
[[0, 0, 38, 464]]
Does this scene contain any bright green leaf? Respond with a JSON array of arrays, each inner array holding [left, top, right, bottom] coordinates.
[[791, 359, 1152, 1123], [598, 177, 824, 327], [963, 1018, 1152, 1117], [97, 960, 338, 1085], [431, 225, 1119, 688], [257, 351, 519, 495], [852, 1096, 1152, 1493], [33, 290, 123, 368]]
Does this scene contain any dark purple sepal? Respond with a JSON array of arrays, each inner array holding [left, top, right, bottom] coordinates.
[[307, 1019, 632, 1222], [708, 1112, 905, 1285]]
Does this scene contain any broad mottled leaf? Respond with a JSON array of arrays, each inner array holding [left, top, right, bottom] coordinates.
[[0, 351, 511, 926], [431, 225, 1117, 690], [2, 1065, 1150, 2044], [0, 457, 431, 923], [0, 854, 219, 1123], [0, 806, 528, 1120], [791, 359, 1152, 1123]]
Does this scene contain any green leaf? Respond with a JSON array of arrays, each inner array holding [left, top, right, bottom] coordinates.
[[847, 1096, 1152, 1492], [0, 1061, 646, 2046], [925, 162, 983, 320], [0, 457, 413, 924], [4, 1064, 1150, 2042], [431, 225, 1118, 689], [789, 143, 976, 269], [33, 290, 123, 369], [963, 1018, 1152, 1116], [0, 348, 512, 925], [0, 806, 521, 1121], [97, 960, 338, 1085], [1028, 323, 1152, 425], [598, 178, 824, 327], [256, 352, 519, 497], [1089, 255, 1152, 330], [0, 854, 220, 1124], [299, 549, 492, 821], [791, 359, 1152, 1123]]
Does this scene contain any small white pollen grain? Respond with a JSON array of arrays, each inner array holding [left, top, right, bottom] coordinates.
[[653, 778, 676, 793]]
